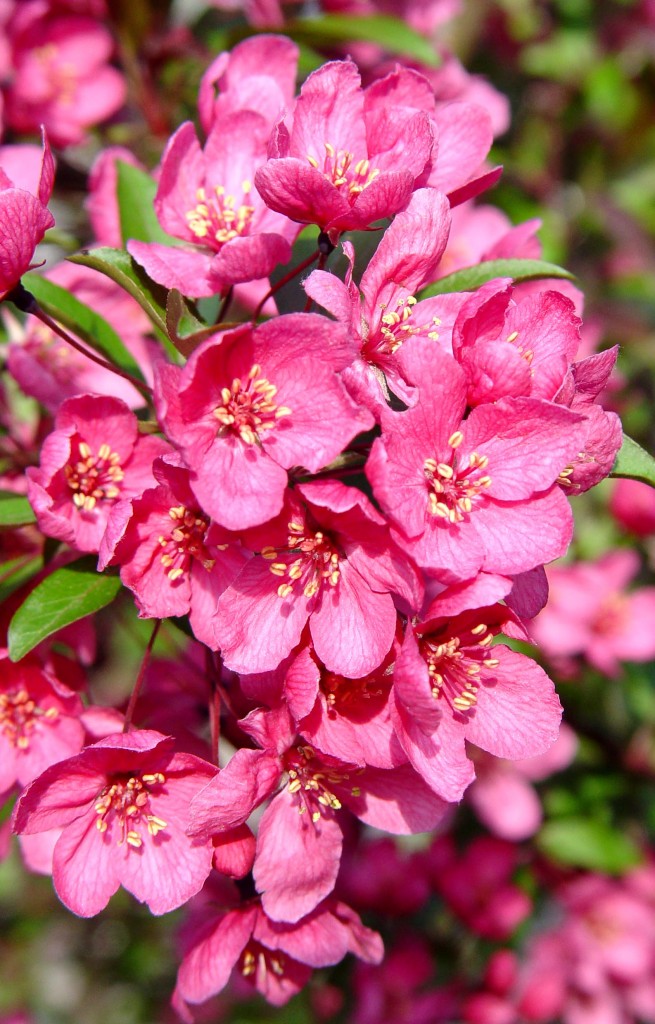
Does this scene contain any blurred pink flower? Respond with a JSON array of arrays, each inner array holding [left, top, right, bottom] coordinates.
[[531, 549, 655, 677]]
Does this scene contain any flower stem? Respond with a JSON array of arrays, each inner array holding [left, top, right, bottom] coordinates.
[[10, 285, 153, 403], [123, 619, 161, 732], [252, 248, 320, 320]]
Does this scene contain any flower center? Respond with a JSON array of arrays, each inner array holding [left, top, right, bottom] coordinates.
[[185, 182, 255, 249], [505, 329, 534, 365], [0, 689, 58, 750], [159, 505, 215, 581], [421, 622, 500, 715], [213, 363, 291, 445], [308, 142, 380, 200], [262, 517, 340, 600], [284, 745, 359, 823], [240, 942, 286, 983], [374, 295, 441, 355], [321, 668, 389, 715], [34, 44, 77, 105], [65, 440, 124, 512], [424, 431, 492, 524], [24, 322, 81, 381], [94, 772, 167, 848]]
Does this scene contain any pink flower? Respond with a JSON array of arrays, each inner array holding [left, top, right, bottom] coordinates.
[[26, 394, 170, 553], [391, 574, 562, 800], [254, 60, 435, 240], [467, 723, 578, 841], [154, 314, 371, 531], [281, 638, 406, 770], [0, 132, 54, 301], [13, 730, 217, 916], [101, 457, 248, 650], [304, 187, 469, 411], [175, 891, 382, 1011], [366, 343, 587, 582], [212, 480, 422, 676], [530, 549, 655, 677], [189, 703, 447, 922], [129, 114, 295, 297], [434, 836, 532, 940], [0, 651, 85, 791], [3, 7, 125, 146], [448, 282, 582, 407], [198, 34, 298, 136]]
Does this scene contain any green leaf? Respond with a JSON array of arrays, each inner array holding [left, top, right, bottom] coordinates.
[[116, 161, 177, 246], [68, 247, 174, 350], [8, 556, 122, 661], [418, 259, 576, 299], [285, 14, 440, 67], [610, 433, 655, 487], [0, 491, 36, 527], [537, 817, 641, 874], [22, 271, 147, 385], [0, 555, 42, 607]]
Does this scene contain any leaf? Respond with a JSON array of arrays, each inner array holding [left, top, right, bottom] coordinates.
[[0, 555, 42, 607], [165, 289, 219, 357], [116, 161, 177, 246], [285, 14, 440, 67], [68, 247, 174, 352], [417, 258, 576, 299], [22, 271, 147, 384], [8, 556, 123, 661], [610, 433, 655, 487], [537, 817, 641, 874], [0, 490, 36, 527]]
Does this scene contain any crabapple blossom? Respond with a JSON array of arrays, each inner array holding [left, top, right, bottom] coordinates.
[[0, 652, 85, 792], [254, 59, 435, 240], [175, 886, 383, 1011], [198, 34, 299, 136], [100, 457, 248, 649], [14, 730, 218, 916], [26, 394, 170, 553], [391, 575, 562, 800], [212, 480, 422, 676], [154, 314, 371, 531], [2, 6, 125, 146], [304, 187, 470, 410], [530, 549, 655, 677], [129, 114, 296, 297], [189, 702, 447, 922], [0, 132, 54, 301], [367, 342, 588, 582]]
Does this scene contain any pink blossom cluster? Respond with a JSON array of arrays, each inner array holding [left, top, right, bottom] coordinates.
[[0, 25, 627, 1019]]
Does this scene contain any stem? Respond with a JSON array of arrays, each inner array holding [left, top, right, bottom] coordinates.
[[206, 649, 223, 766], [253, 248, 320, 320], [123, 619, 161, 732], [294, 450, 368, 482], [29, 305, 153, 403], [217, 286, 233, 325]]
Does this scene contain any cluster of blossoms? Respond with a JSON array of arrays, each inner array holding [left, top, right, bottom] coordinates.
[[0, 7, 631, 1018]]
